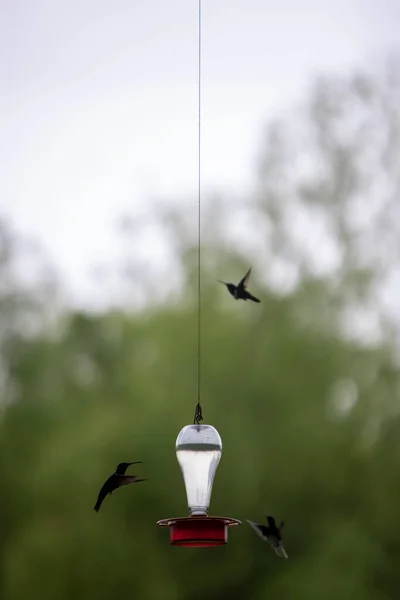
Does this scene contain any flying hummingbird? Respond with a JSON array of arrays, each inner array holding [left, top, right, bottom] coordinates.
[[218, 267, 260, 303], [247, 515, 288, 558], [94, 462, 146, 512]]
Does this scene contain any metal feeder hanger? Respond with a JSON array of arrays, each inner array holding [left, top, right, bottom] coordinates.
[[157, 1, 240, 547]]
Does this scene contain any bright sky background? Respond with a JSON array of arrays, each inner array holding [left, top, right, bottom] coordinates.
[[1, 0, 399, 308]]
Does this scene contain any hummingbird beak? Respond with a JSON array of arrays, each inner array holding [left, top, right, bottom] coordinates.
[[128, 462, 142, 466], [246, 520, 262, 535], [217, 280, 227, 285]]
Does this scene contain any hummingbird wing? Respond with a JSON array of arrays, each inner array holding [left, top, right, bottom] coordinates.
[[117, 475, 147, 487], [266, 515, 277, 529], [238, 267, 252, 289]]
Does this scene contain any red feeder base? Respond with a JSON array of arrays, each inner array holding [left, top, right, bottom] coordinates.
[[157, 515, 241, 547]]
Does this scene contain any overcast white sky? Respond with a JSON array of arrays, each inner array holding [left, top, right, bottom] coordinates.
[[1, 0, 399, 308]]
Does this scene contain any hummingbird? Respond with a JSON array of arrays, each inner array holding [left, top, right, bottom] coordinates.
[[247, 515, 288, 558], [94, 462, 146, 512], [218, 267, 260, 303]]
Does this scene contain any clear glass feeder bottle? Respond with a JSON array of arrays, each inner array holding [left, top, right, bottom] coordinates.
[[176, 424, 222, 516]]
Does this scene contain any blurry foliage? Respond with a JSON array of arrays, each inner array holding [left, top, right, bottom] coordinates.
[[1, 61, 400, 599]]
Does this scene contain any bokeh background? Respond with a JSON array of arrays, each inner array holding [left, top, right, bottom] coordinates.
[[1, 1, 400, 599]]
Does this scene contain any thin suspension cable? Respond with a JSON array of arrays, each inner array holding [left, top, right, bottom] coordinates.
[[195, 0, 203, 424]]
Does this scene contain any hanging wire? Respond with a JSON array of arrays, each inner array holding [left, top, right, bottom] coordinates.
[[194, 0, 203, 426]]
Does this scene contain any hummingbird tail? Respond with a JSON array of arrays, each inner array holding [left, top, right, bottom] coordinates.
[[274, 544, 288, 559], [245, 291, 261, 303]]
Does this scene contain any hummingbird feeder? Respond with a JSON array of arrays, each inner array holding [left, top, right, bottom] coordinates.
[[157, 423, 241, 547]]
